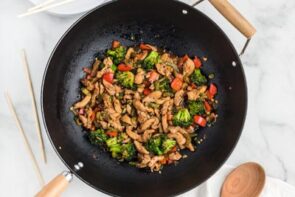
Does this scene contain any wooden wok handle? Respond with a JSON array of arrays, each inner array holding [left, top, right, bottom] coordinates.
[[35, 171, 73, 197], [209, 0, 256, 38]]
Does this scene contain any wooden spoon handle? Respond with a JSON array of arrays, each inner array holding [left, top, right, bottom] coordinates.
[[35, 171, 73, 197], [209, 0, 256, 38]]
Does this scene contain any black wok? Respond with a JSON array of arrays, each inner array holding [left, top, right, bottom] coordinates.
[[40, 0, 255, 196]]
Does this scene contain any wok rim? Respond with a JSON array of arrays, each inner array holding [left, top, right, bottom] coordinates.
[[40, 0, 248, 196]]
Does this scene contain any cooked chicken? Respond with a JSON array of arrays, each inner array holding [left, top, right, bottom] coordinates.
[[113, 98, 122, 113], [141, 117, 156, 131], [125, 47, 135, 60], [121, 114, 133, 126], [74, 95, 91, 109], [134, 141, 149, 154], [168, 152, 182, 161], [183, 57, 195, 77], [126, 127, 142, 142], [142, 91, 162, 103], [135, 68, 145, 84], [142, 129, 156, 142], [187, 86, 207, 100], [174, 90, 184, 106]]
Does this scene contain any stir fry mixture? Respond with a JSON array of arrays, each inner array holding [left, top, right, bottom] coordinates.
[[71, 41, 218, 171]]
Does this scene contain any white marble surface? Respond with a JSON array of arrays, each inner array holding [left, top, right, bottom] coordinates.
[[1, 0, 295, 196]]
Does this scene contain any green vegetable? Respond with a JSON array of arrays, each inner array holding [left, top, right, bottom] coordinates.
[[116, 71, 135, 88], [146, 135, 164, 155], [106, 137, 122, 158], [111, 64, 117, 72], [88, 129, 108, 145], [154, 77, 171, 92], [188, 100, 205, 116], [143, 51, 159, 70], [173, 108, 192, 127], [162, 139, 176, 153], [107, 46, 126, 65], [121, 142, 136, 161], [190, 69, 207, 85]]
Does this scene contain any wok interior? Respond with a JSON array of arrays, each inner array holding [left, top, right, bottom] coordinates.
[[42, 0, 247, 196]]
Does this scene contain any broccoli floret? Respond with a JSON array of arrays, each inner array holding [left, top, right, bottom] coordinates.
[[143, 51, 159, 70], [107, 46, 126, 65], [121, 142, 136, 161], [106, 137, 122, 158], [190, 69, 207, 85], [173, 108, 192, 127], [146, 135, 163, 155], [154, 77, 172, 92], [188, 100, 205, 116], [116, 71, 134, 88], [88, 129, 108, 145], [162, 139, 176, 153]]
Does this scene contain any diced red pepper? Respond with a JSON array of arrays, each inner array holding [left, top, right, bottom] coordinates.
[[143, 88, 151, 96], [117, 64, 133, 71], [193, 56, 202, 68], [204, 101, 212, 112], [148, 71, 159, 83], [106, 131, 118, 137], [102, 72, 114, 83], [140, 43, 152, 50], [177, 55, 189, 68], [182, 54, 189, 62], [194, 115, 207, 127], [112, 40, 120, 48], [171, 77, 183, 91], [160, 158, 167, 164], [171, 146, 177, 152], [207, 83, 217, 99], [89, 111, 95, 121], [191, 83, 197, 89]]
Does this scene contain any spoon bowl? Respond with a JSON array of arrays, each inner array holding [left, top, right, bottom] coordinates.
[[221, 162, 266, 197]]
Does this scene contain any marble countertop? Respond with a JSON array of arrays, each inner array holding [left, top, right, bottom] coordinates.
[[1, 0, 295, 196]]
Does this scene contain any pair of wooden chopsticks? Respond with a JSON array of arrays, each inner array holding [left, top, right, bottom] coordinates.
[[5, 50, 46, 186], [18, 0, 75, 18]]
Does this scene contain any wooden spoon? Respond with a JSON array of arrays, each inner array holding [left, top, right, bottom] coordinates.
[[221, 162, 266, 197]]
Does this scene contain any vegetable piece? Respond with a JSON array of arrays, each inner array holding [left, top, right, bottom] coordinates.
[[118, 64, 133, 71], [171, 77, 183, 91], [154, 77, 171, 92], [182, 54, 189, 62], [162, 139, 176, 154], [143, 88, 151, 95], [102, 72, 114, 83], [172, 108, 193, 127], [193, 115, 207, 127], [190, 69, 207, 86], [193, 56, 202, 68], [111, 64, 117, 72], [106, 137, 122, 158], [116, 71, 135, 88], [112, 40, 120, 48], [107, 46, 126, 65], [140, 43, 152, 50], [204, 101, 212, 112], [143, 51, 159, 70], [89, 129, 108, 145], [148, 71, 159, 83], [188, 100, 205, 116], [209, 83, 217, 97], [122, 142, 136, 161], [106, 131, 118, 137], [146, 135, 163, 155]]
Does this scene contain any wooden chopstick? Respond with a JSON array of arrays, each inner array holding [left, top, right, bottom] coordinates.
[[28, 0, 56, 12], [21, 49, 47, 164], [18, 0, 75, 18], [5, 92, 45, 186]]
